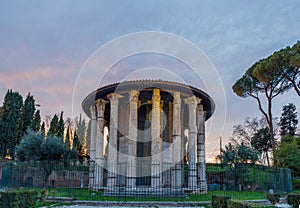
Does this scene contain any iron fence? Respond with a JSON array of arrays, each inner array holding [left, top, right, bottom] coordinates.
[[0, 160, 293, 200]]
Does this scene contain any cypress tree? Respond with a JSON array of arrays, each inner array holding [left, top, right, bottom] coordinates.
[[41, 121, 45, 137], [65, 126, 71, 149], [73, 130, 80, 151], [31, 110, 41, 132], [76, 114, 86, 146], [57, 111, 64, 138], [19, 93, 35, 138], [0, 90, 23, 159], [279, 103, 298, 137], [48, 114, 59, 136]]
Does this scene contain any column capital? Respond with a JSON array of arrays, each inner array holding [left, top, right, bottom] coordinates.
[[89, 105, 96, 119], [129, 90, 140, 103], [95, 99, 108, 108], [173, 91, 181, 104], [107, 93, 124, 102], [95, 99, 108, 117], [152, 88, 161, 108], [184, 96, 201, 109]]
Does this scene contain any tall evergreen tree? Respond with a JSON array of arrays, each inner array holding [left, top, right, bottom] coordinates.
[[48, 114, 59, 136], [57, 111, 64, 138], [279, 103, 298, 137], [19, 93, 35, 138], [41, 121, 45, 137], [31, 110, 41, 132], [0, 90, 23, 159], [65, 126, 71, 149], [73, 130, 80, 151], [75, 114, 86, 147], [72, 130, 84, 162]]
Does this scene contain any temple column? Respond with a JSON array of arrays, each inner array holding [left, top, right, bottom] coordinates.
[[107, 93, 123, 188], [89, 105, 97, 161], [127, 90, 139, 188], [95, 99, 107, 188], [172, 92, 182, 189], [162, 101, 172, 187], [197, 104, 207, 192], [184, 96, 200, 191], [89, 105, 97, 188], [151, 88, 162, 188]]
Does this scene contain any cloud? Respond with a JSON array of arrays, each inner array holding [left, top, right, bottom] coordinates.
[[1, 0, 300, 157]]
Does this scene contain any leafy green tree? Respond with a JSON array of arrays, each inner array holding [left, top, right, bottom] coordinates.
[[218, 142, 259, 189], [233, 57, 290, 156], [251, 127, 272, 166], [232, 117, 272, 166], [275, 135, 300, 175], [0, 90, 23, 159], [31, 110, 41, 132], [279, 103, 298, 137], [219, 142, 258, 169], [16, 130, 78, 182], [288, 41, 300, 95], [269, 41, 300, 96]]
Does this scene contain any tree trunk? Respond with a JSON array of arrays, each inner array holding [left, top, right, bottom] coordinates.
[[267, 97, 276, 164], [265, 151, 270, 167]]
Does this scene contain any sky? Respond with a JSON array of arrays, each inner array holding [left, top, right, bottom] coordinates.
[[0, 0, 299, 160]]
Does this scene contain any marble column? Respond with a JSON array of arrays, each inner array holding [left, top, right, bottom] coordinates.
[[89, 105, 97, 162], [184, 95, 200, 191], [127, 90, 139, 188], [197, 104, 207, 192], [95, 99, 106, 187], [172, 91, 182, 189], [151, 88, 162, 188], [107, 93, 123, 187], [89, 105, 97, 189], [162, 101, 172, 188]]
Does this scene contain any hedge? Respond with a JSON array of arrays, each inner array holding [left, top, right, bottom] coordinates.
[[266, 193, 280, 205], [212, 195, 231, 208], [0, 190, 37, 208], [227, 200, 263, 208], [287, 194, 300, 208]]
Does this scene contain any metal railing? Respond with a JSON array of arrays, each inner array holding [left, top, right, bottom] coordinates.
[[0, 160, 293, 200]]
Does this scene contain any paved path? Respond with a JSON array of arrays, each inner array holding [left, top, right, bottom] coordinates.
[[53, 204, 292, 208], [56, 206, 206, 208]]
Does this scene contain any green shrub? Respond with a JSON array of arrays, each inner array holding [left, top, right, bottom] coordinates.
[[0, 190, 37, 208], [50, 190, 57, 198], [227, 200, 263, 208], [245, 203, 263, 208], [40, 189, 48, 202], [212, 195, 231, 208], [266, 193, 280, 205], [228, 200, 245, 208], [293, 179, 300, 190], [287, 193, 300, 208]]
